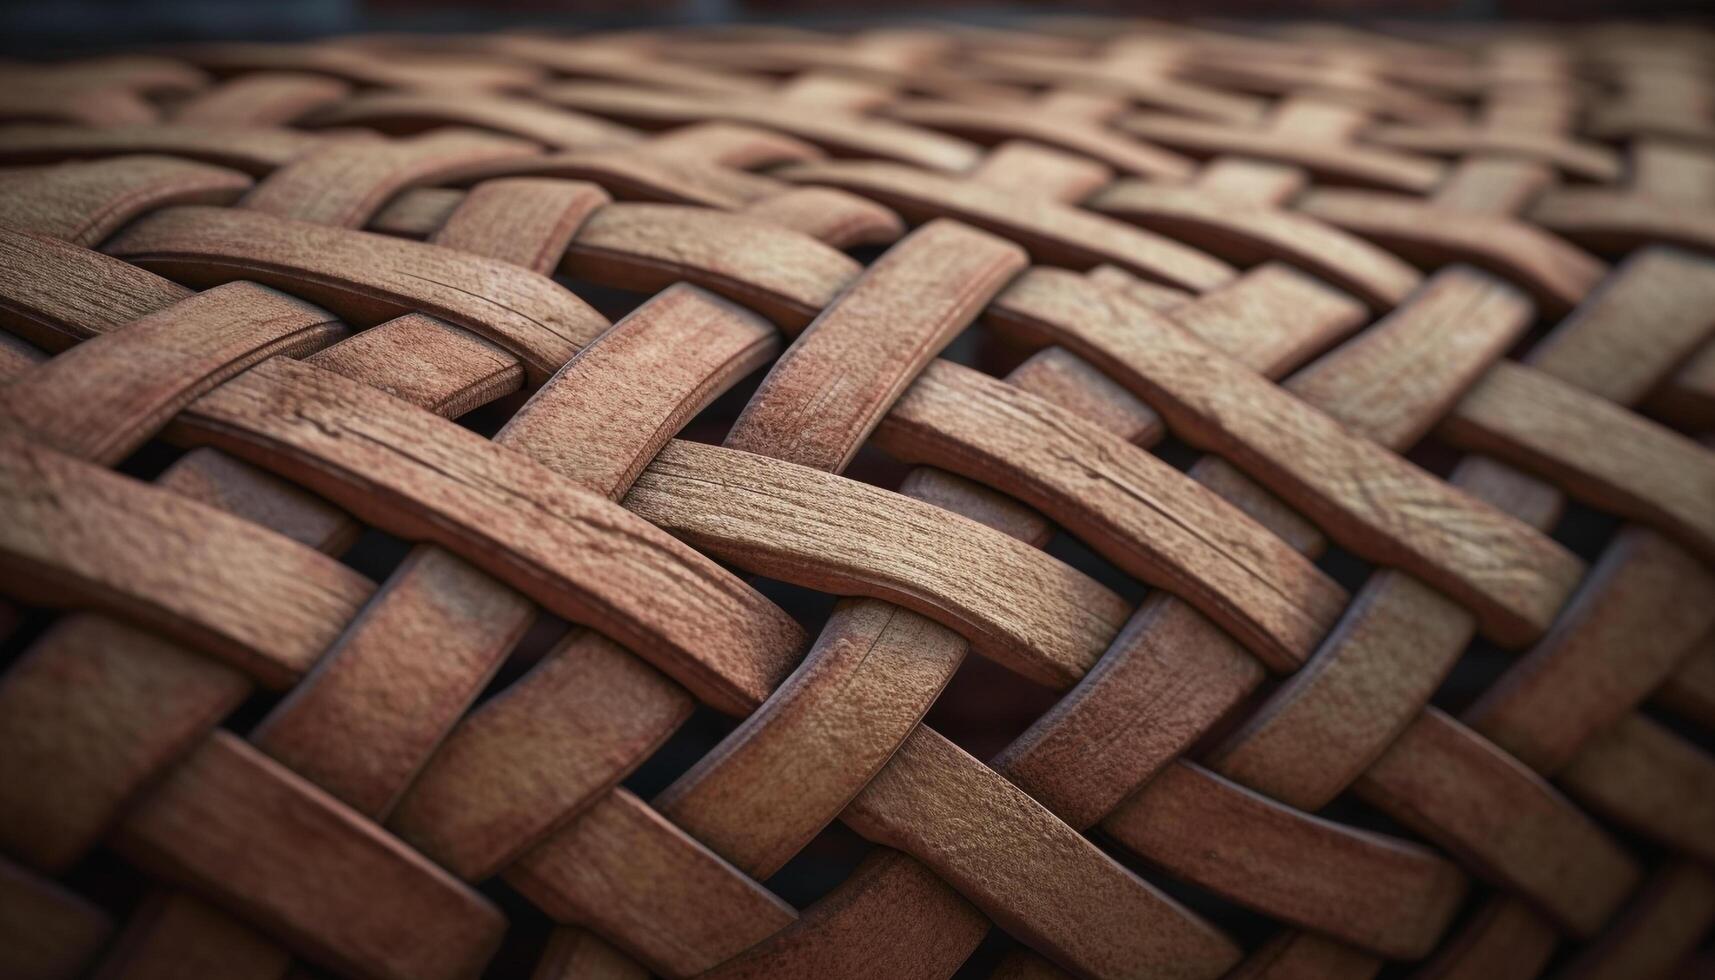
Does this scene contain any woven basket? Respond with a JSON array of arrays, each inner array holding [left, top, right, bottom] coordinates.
[[1, 19, 1713, 980]]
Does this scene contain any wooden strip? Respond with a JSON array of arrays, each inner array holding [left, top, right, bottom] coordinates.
[[171, 72, 350, 126], [777, 159, 1236, 291], [506, 789, 796, 980], [737, 187, 905, 248], [1554, 864, 1715, 980], [1440, 362, 1715, 565], [1647, 338, 1715, 430], [114, 732, 504, 980], [174, 356, 804, 716], [106, 204, 607, 383], [727, 220, 1025, 471], [1530, 190, 1715, 257], [0, 123, 324, 174], [561, 202, 860, 330], [0, 281, 346, 465], [1558, 715, 1715, 866], [0, 228, 190, 352], [0, 155, 250, 246], [1298, 189, 1606, 316], [626, 439, 1128, 690], [1362, 124, 1622, 181], [1088, 179, 1422, 310], [1465, 527, 1715, 775], [1190, 158, 1309, 207], [1225, 931, 1380, 980], [1524, 246, 1715, 404], [843, 727, 1241, 980], [697, 850, 988, 980], [428, 177, 608, 274], [1118, 112, 1445, 191], [1429, 158, 1554, 216], [538, 82, 979, 172], [532, 928, 648, 980], [1355, 709, 1640, 938], [301, 90, 641, 150], [1103, 761, 1466, 959], [884, 100, 1191, 178], [990, 269, 1583, 647], [875, 359, 1346, 672], [1412, 895, 1558, 980], [93, 892, 293, 980], [966, 140, 1114, 203], [0, 432, 370, 689], [1656, 633, 1715, 730], [0, 856, 113, 980]]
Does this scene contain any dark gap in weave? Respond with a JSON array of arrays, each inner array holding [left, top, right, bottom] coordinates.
[[1149, 434, 1204, 475], [1043, 529, 1149, 606], [469, 612, 575, 712], [1314, 542, 1376, 596], [1406, 437, 1462, 480], [749, 573, 841, 636], [762, 818, 873, 909], [0, 603, 58, 674], [1548, 497, 1624, 565], [58, 844, 150, 922], [224, 685, 288, 738], [677, 356, 770, 446], [452, 393, 526, 441], [842, 441, 914, 495], [621, 703, 739, 801], [476, 878, 557, 980], [553, 275, 649, 326], [941, 315, 1035, 381], [1427, 633, 1513, 716], [1088, 825, 1278, 954], [336, 525, 415, 585], [112, 435, 186, 483], [949, 927, 1017, 980], [926, 650, 1061, 762], [1315, 791, 1418, 841], [1639, 700, 1715, 757]]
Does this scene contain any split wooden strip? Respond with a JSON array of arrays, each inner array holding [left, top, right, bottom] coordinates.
[[875, 358, 1347, 672], [1355, 709, 1640, 938], [506, 789, 797, 979], [1558, 715, 1715, 866], [171, 72, 350, 125], [1298, 189, 1607, 316], [727, 220, 1025, 471], [883, 100, 1191, 179], [1117, 112, 1446, 191], [0, 228, 190, 352], [776, 159, 1237, 291], [174, 356, 805, 716], [561, 202, 861, 330], [1552, 863, 1715, 980], [1412, 895, 1559, 980], [0, 432, 371, 690], [0, 281, 346, 465], [240, 130, 538, 229], [429, 177, 609, 275], [301, 90, 643, 150], [843, 727, 1242, 980], [625, 440, 1130, 690], [1103, 761, 1467, 959], [106, 204, 608, 382], [0, 123, 325, 174], [1440, 362, 1715, 565], [0, 856, 113, 980], [990, 268, 1583, 647], [114, 732, 505, 980], [0, 155, 251, 246], [538, 82, 980, 172], [1088, 180, 1423, 310]]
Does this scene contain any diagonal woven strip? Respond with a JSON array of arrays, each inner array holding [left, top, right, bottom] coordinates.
[[0, 17, 1713, 980]]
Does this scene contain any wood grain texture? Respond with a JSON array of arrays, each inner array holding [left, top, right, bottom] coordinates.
[[1557, 715, 1715, 866], [430, 177, 609, 275], [175, 356, 805, 716], [991, 268, 1583, 647], [106, 204, 607, 382], [0, 123, 325, 174], [0, 228, 190, 352], [1118, 112, 1446, 191], [300, 91, 642, 150], [0, 154, 250, 246], [115, 732, 505, 980]]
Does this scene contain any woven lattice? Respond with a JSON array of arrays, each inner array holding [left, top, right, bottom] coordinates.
[[1, 18, 1713, 980]]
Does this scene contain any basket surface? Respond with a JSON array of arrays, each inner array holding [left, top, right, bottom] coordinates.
[[0, 18, 1713, 980]]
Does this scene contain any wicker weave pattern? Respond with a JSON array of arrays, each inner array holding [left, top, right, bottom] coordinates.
[[0, 20, 1713, 980]]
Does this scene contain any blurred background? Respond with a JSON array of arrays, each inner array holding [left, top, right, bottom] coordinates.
[[1, 0, 1710, 56]]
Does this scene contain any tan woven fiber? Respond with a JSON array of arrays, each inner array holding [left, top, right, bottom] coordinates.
[[1, 18, 1714, 980]]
